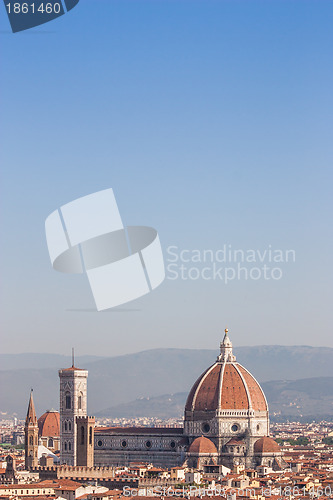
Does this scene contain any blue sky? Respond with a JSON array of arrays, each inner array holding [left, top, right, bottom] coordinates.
[[1, 0, 332, 355]]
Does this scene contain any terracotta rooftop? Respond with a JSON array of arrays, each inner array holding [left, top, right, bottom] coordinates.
[[226, 438, 245, 446], [185, 362, 267, 412], [38, 410, 60, 437], [188, 436, 218, 455], [254, 436, 281, 454], [60, 366, 85, 371], [95, 427, 183, 435]]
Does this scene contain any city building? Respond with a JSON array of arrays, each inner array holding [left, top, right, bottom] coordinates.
[[93, 329, 286, 470]]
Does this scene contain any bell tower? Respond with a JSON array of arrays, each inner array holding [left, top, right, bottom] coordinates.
[[59, 353, 88, 465], [24, 390, 38, 469]]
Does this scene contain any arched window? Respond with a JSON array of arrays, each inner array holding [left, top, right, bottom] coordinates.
[[64, 442, 67, 451], [78, 393, 83, 410], [48, 438, 54, 447], [29, 436, 33, 445], [64, 422, 68, 431], [81, 426, 85, 445], [65, 392, 71, 409], [69, 421, 72, 431], [89, 427, 92, 445], [68, 442, 71, 451]]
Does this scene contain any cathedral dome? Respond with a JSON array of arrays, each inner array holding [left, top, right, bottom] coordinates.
[[253, 436, 281, 454], [38, 410, 60, 437], [188, 436, 218, 454], [185, 330, 267, 413]]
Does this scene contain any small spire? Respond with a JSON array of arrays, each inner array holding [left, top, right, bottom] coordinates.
[[25, 389, 37, 425], [222, 327, 232, 346], [72, 347, 74, 368], [218, 327, 236, 362]]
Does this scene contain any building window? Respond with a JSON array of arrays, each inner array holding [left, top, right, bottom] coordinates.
[[69, 421, 72, 431], [78, 394, 82, 410], [231, 423, 239, 432], [68, 441, 71, 451], [48, 438, 54, 447], [257, 424, 260, 431], [81, 426, 85, 445], [170, 441, 176, 449], [145, 440, 152, 449], [97, 440, 103, 447], [121, 440, 127, 448], [202, 422, 210, 433], [64, 422, 68, 431], [89, 427, 92, 445], [29, 436, 33, 445], [65, 392, 71, 409], [64, 442, 67, 451]]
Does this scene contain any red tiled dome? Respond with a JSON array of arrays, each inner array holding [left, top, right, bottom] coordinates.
[[38, 410, 60, 437], [185, 362, 267, 412], [254, 437, 281, 454], [188, 436, 218, 454], [185, 331, 268, 413]]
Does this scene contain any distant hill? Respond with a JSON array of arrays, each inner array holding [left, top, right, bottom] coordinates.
[[262, 377, 333, 420], [0, 346, 332, 418], [96, 393, 187, 418], [97, 377, 333, 420]]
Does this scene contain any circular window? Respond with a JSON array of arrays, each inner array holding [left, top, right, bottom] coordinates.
[[231, 424, 239, 432], [145, 440, 152, 449], [121, 440, 127, 448], [170, 441, 176, 449], [202, 423, 210, 433], [97, 440, 103, 447]]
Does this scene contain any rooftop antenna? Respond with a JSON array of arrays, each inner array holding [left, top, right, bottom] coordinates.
[[72, 347, 75, 368]]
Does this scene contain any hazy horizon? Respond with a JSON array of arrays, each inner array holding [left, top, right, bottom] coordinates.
[[1, 342, 332, 358]]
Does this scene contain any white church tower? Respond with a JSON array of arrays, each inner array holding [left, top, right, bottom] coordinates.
[[59, 352, 88, 465]]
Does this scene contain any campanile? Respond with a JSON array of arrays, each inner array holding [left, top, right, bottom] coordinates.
[[59, 359, 88, 465]]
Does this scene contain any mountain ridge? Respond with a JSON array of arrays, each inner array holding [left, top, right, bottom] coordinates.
[[0, 345, 332, 418], [96, 376, 333, 420]]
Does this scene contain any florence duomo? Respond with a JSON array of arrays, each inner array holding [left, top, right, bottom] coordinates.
[[22, 329, 286, 475]]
